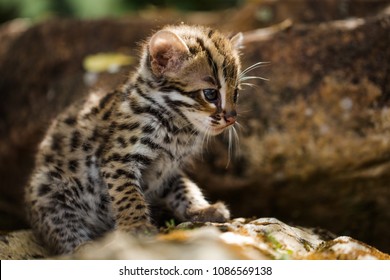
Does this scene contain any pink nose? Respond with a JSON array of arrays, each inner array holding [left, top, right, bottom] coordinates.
[[224, 110, 237, 125]]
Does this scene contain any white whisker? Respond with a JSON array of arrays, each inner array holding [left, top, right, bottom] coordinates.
[[234, 120, 245, 131], [200, 125, 211, 160], [240, 82, 259, 89], [239, 61, 270, 78], [224, 123, 241, 168], [240, 75, 270, 82], [231, 125, 240, 158], [226, 128, 233, 168]]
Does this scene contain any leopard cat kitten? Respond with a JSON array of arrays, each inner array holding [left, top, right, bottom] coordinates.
[[25, 25, 243, 254]]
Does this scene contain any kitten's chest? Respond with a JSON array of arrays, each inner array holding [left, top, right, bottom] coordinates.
[[138, 113, 200, 159], [142, 134, 199, 192], [143, 156, 179, 191]]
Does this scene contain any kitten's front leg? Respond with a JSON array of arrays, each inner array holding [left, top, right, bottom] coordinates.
[[162, 174, 230, 223], [101, 161, 156, 235]]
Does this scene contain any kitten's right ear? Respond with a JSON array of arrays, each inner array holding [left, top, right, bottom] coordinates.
[[149, 30, 189, 76]]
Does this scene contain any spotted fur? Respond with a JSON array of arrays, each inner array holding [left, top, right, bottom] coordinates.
[[25, 25, 242, 254]]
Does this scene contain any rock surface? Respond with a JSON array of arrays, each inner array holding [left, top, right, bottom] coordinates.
[[1, 218, 388, 260]]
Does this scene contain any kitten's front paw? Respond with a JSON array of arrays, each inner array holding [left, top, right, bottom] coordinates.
[[187, 202, 230, 223]]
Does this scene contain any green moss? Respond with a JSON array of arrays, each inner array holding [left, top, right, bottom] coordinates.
[[266, 234, 294, 259], [164, 219, 176, 231]]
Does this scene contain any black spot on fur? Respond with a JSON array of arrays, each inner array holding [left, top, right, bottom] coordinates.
[[116, 196, 129, 205], [118, 122, 140, 131], [82, 142, 92, 152], [106, 153, 121, 162], [38, 184, 51, 196], [51, 133, 63, 152], [102, 110, 112, 120], [70, 131, 82, 150], [118, 204, 132, 212], [64, 116, 77, 126], [91, 107, 99, 115], [51, 192, 65, 203], [121, 153, 152, 166], [99, 92, 116, 109], [95, 144, 105, 158], [163, 135, 171, 144], [44, 154, 55, 164], [130, 136, 138, 144], [135, 204, 145, 210], [48, 171, 62, 180], [63, 212, 77, 219], [142, 125, 155, 133], [87, 184, 94, 194], [89, 128, 101, 142], [124, 189, 136, 195], [68, 160, 79, 173], [116, 183, 131, 192], [73, 177, 83, 189], [112, 169, 137, 180], [116, 136, 127, 148], [108, 122, 117, 134]]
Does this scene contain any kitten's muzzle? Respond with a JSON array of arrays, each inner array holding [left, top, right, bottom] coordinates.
[[223, 110, 237, 125]]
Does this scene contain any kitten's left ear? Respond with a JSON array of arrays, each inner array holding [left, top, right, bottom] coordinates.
[[149, 30, 190, 76], [230, 32, 244, 50]]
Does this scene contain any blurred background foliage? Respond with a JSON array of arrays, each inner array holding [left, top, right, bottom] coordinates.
[[0, 0, 241, 23]]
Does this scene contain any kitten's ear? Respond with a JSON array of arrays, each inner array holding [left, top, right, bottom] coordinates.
[[149, 30, 189, 76], [230, 32, 244, 50]]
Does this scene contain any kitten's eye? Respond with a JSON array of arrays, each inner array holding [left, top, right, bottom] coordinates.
[[203, 89, 219, 102], [233, 89, 239, 103]]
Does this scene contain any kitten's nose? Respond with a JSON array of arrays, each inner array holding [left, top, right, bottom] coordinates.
[[224, 110, 237, 125]]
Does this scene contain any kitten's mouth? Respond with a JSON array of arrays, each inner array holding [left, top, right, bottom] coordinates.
[[209, 123, 234, 135], [191, 117, 234, 135]]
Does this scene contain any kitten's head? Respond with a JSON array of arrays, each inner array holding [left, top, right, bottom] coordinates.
[[143, 25, 243, 135]]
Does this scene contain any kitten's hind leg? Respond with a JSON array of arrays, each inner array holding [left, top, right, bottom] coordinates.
[[28, 178, 114, 255], [160, 174, 230, 223], [30, 199, 92, 254]]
